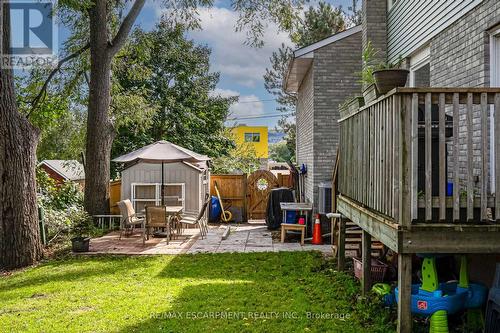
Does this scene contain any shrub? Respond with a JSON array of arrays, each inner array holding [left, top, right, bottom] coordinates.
[[36, 167, 83, 210], [69, 208, 96, 238], [36, 167, 89, 243]]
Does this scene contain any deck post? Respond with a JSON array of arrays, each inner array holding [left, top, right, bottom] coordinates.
[[397, 253, 412, 333], [337, 217, 346, 271], [361, 230, 372, 294]]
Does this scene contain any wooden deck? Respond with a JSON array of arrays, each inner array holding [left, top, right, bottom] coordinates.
[[338, 194, 500, 254], [336, 87, 500, 333]]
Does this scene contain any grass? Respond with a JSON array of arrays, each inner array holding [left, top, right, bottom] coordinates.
[[0, 252, 395, 333]]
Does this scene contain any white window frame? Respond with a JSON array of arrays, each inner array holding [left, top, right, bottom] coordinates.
[[387, 0, 398, 12], [489, 26, 500, 193], [131, 182, 185, 211], [409, 45, 430, 87]]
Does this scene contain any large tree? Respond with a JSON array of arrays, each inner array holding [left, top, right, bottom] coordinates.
[[111, 23, 235, 176], [0, 3, 43, 268]]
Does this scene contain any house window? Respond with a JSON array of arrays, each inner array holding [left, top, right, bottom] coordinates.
[[491, 27, 500, 87], [244, 133, 261, 142], [409, 45, 430, 87], [413, 63, 430, 87]]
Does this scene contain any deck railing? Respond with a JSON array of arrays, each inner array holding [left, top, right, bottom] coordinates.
[[338, 88, 500, 225]]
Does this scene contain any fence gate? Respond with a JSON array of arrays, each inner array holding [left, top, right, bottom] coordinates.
[[247, 170, 279, 220]]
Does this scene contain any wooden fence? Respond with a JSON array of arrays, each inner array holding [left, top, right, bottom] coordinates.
[[109, 173, 292, 222], [210, 174, 248, 222], [210, 173, 292, 222], [109, 180, 121, 214]]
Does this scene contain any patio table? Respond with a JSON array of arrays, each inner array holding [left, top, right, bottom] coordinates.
[[162, 206, 183, 238], [143, 206, 183, 238]]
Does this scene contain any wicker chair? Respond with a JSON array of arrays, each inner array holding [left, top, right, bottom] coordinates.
[[179, 198, 210, 239], [118, 199, 146, 244], [145, 206, 171, 243]]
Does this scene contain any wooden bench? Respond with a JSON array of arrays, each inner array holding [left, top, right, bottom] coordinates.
[[280, 223, 306, 245]]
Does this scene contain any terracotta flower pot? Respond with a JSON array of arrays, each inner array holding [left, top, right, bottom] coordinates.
[[373, 69, 409, 94]]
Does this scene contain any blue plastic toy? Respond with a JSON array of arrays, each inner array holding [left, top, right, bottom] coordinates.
[[395, 255, 488, 333]]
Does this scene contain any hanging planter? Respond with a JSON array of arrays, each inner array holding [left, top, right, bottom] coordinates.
[[372, 69, 409, 94]]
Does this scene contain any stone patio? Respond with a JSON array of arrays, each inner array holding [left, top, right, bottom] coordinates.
[[89, 222, 333, 255]]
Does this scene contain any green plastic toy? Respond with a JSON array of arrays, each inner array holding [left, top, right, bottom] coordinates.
[[420, 257, 449, 333]]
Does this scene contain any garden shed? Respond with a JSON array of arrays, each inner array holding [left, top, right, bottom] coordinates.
[[113, 141, 210, 215]]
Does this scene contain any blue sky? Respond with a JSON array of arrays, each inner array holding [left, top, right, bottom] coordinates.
[[17, 0, 354, 128]]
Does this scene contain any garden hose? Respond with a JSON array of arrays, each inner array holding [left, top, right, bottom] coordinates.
[[214, 181, 232, 222]]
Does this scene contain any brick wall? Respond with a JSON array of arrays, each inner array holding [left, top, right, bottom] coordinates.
[[312, 33, 362, 211], [430, 0, 500, 189], [296, 68, 315, 204], [362, 0, 387, 69], [295, 31, 362, 212]]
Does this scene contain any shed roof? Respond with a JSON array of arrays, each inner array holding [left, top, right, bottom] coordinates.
[[112, 140, 210, 164], [284, 25, 362, 93], [39, 160, 85, 181]]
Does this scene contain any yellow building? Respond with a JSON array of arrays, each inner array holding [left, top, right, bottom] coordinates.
[[231, 125, 269, 158]]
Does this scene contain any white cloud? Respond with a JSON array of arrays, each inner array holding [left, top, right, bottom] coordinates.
[[158, 6, 291, 89], [210, 88, 265, 120]]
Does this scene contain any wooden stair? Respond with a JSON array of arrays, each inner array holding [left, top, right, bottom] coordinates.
[[332, 220, 385, 258], [330, 149, 385, 259]]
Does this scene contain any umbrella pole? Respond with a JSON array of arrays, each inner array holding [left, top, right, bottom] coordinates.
[[161, 162, 164, 206]]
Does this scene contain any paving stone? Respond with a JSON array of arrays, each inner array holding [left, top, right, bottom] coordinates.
[[216, 245, 246, 253], [244, 246, 274, 253], [273, 243, 303, 252], [187, 246, 220, 254], [246, 241, 273, 247], [301, 245, 333, 254]]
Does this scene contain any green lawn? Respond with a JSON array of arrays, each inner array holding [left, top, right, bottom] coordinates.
[[0, 252, 395, 333]]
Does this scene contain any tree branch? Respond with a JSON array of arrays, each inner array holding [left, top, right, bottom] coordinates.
[[27, 43, 90, 118], [108, 0, 145, 56]]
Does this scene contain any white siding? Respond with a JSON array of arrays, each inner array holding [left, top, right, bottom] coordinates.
[[387, 0, 484, 62], [121, 162, 204, 214]]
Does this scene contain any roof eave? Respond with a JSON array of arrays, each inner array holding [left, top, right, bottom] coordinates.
[[283, 54, 314, 94], [284, 25, 362, 93]]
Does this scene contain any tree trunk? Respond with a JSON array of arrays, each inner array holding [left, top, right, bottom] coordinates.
[[0, 2, 42, 269], [84, 0, 114, 216], [83, 0, 145, 215]]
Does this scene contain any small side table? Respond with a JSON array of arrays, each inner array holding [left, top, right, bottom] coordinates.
[[281, 223, 306, 245]]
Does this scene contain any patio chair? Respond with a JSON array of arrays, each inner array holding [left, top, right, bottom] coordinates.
[[118, 199, 146, 244], [179, 198, 210, 239], [145, 206, 171, 243]]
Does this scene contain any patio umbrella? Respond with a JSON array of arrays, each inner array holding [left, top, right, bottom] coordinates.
[[112, 141, 210, 205]]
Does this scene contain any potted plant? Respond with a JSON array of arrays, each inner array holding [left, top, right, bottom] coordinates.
[[339, 96, 365, 119], [372, 56, 409, 94], [359, 41, 381, 103], [70, 208, 94, 252]]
